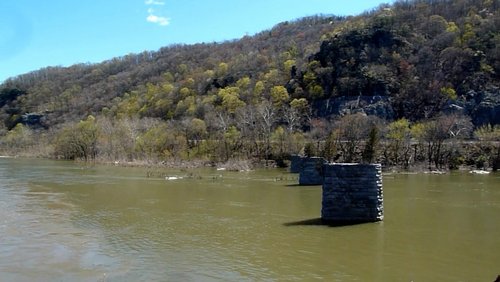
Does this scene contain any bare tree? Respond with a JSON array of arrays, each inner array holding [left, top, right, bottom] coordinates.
[[334, 113, 371, 163], [257, 100, 277, 159]]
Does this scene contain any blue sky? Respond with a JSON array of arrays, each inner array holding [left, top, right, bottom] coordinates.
[[0, 0, 393, 83]]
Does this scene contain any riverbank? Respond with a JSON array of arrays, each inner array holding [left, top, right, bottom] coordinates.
[[0, 153, 269, 172], [0, 124, 498, 173], [1, 152, 495, 176]]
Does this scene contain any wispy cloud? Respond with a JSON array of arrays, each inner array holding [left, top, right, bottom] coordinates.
[[147, 14, 170, 26], [145, 0, 169, 26], [145, 0, 165, 5]]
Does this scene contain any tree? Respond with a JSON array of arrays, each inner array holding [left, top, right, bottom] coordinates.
[[283, 59, 296, 74], [410, 121, 427, 164], [218, 87, 245, 114], [257, 100, 277, 159], [288, 98, 310, 131], [97, 117, 136, 161], [1, 123, 33, 155], [475, 124, 500, 171], [135, 122, 186, 160], [444, 113, 472, 139], [309, 118, 330, 154], [282, 106, 301, 133], [362, 125, 379, 164], [270, 86, 289, 108], [322, 130, 339, 162], [308, 84, 324, 99], [222, 126, 241, 161], [335, 113, 371, 163], [179, 118, 208, 158], [386, 118, 412, 167], [235, 105, 260, 157], [271, 126, 287, 158], [253, 81, 265, 102], [418, 114, 470, 170], [188, 118, 207, 142], [216, 62, 228, 77], [54, 116, 99, 160], [304, 142, 316, 157]]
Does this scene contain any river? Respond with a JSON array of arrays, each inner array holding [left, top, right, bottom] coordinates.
[[0, 158, 498, 281]]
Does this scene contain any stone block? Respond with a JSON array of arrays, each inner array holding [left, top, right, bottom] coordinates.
[[298, 157, 326, 185], [289, 155, 304, 173], [321, 163, 384, 222]]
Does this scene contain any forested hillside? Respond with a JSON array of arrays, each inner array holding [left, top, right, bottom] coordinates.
[[0, 0, 499, 170]]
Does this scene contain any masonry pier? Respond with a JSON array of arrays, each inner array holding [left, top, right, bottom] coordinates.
[[321, 163, 384, 222]]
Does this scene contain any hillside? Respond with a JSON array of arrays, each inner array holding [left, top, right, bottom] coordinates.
[[0, 0, 499, 169], [305, 0, 499, 124], [0, 14, 343, 129]]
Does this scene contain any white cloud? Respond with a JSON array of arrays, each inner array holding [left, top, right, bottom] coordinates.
[[146, 14, 170, 26], [145, 0, 165, 5], [145, 0, 169, 26]]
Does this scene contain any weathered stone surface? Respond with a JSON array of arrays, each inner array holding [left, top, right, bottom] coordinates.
[[290, 155, 304, 173], [466, 88, 500, 126], [321, 163, 383, 222], [452, 88, 500, 126], [21, 113, 45, 129], [312, 96, 395, 120], [298, 157, 326, 185]]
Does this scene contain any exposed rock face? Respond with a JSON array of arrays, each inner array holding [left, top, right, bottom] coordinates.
[[464, 88, 500, 126], [322, 163, 383, 222], [311, 87, 500, 126], [312, 96, 394, 120], [21, 113, 45, 128], [298, 157, 326, 185]]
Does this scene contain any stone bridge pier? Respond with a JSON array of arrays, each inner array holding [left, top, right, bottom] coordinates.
[[321, 163, 384, 222]]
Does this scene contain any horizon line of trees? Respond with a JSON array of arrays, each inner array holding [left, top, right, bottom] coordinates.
[[1, 111, 498, 171]]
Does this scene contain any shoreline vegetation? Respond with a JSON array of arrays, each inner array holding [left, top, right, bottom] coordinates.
[[0, 119, 498, 174], [0, 152, 496, 175]]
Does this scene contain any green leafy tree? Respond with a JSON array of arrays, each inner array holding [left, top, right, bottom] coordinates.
[[283, 59, 296, 74], [271, 126, 287, 157], [135, 123, 187, 160], [216, 62, 228, 77], [252, 81, 265, 104], [55, 116, 99, 160], [1, 123, 33, 155], [386, 118, 412, 167], [440, 87, 457, 101], [222, 125, 241, 160], [270, 86, 289, 108], [308, 84, 324, 99], [218, 87, 246, 114]]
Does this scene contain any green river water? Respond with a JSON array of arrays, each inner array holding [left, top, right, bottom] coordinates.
[[0, 158, 498, 281]]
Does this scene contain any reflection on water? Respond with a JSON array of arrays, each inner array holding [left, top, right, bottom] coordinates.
[[0, 158, 499, 281]]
